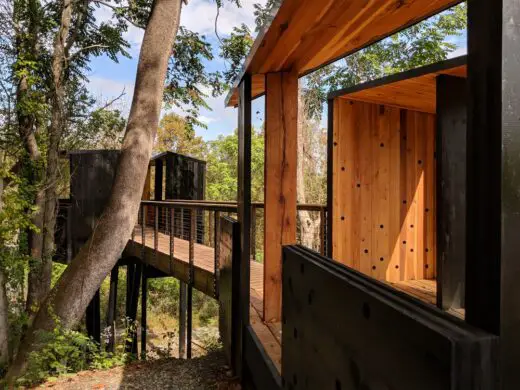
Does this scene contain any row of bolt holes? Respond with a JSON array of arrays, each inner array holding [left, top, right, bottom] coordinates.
[[336, 219, 431, 270]]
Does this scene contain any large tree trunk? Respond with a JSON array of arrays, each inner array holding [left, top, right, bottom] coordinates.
[[28, 0, 75, 317], [14, 0, 47, 314], [6, 0, 183, 380]]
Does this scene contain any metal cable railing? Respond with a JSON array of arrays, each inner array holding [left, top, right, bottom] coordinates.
[[133, 199, 327, 298]]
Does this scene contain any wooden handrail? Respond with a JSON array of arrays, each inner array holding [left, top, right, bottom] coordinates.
[[140, 199, 327, 212]]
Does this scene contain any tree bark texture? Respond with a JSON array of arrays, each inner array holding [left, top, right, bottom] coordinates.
[[6, 0, 183, 380], [14, 0, 48, 314]]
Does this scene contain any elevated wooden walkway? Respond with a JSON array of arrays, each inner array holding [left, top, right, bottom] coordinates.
[[124, 225, 283, 372]]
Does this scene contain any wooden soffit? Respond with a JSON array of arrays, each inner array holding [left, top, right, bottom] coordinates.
[[330, 56, 467, 114], [225, 0, 462, 107]]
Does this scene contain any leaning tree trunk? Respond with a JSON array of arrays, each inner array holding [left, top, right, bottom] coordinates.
[[6, 0, 183, 381]]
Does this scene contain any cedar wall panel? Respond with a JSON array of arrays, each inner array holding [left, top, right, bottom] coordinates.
[[332, 99, 436, 282]]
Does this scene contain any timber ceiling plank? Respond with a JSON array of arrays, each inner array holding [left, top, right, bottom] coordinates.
[[339, 64, 467, 114], [225, 0, 463, 107]]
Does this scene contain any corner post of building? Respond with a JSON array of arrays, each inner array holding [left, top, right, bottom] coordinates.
[[326, 98, 334, 259], [435, 74, 467, 311], [466, 0, 520, 387], [263, 71, 298, 322], [237, 73, 252, 378]]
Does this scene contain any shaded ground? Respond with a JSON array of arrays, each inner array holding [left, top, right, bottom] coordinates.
[[33, 351, 239, 390]]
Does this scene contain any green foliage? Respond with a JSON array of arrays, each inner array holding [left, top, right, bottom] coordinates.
[[205, 127, 264, 202], [154, 113, 207, 157], [19, 324, 128, 386], [219, 24, 253, 86], [0, 174, 36, 247], [165, 27, 225, 132], [64, 107, 127, 150], [253, 0, 281, 32]]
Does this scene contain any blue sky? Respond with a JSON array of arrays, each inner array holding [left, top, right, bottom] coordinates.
[[88, 0, 267, 141], [88, 1, 467, 142]]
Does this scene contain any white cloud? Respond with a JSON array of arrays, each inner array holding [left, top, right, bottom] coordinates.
[[88, 0, 269, 139], [181, 0, 267, 37], [198, 115, 217, 125], [448, 46, 467, 59]]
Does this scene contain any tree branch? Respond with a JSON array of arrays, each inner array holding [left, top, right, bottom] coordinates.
[[91, 0, 146, 29], [98, 88, 126, 111], [66, 44, 110, 61]]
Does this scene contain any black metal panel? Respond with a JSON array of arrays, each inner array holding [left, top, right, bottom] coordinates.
[[465, 0, 502, 336], [161, 152, 206, 200], [157, 152, 206, 242], [282, 245, 498, 390], [218, 216, 241, 372], [69, 150, 120, 260], [244, 325, 282, 390], [466, 1, 520, 388], [237, 74, 252, 378], [69, 150, 120, 341], [436, 75, 467, 311]]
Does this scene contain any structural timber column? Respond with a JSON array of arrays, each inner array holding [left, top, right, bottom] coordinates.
[[466, 0, 520, 388], [264, 71, 298, 322], [237, 73, 252, 379]]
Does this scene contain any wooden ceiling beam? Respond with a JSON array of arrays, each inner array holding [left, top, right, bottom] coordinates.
[[225, 0, 463, 107]]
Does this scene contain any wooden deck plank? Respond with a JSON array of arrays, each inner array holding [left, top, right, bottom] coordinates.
[[389, 279, 465, 319]]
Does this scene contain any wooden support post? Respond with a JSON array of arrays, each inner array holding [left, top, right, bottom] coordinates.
[[187, 285, 193, 359], [214, 210, 221, 298], [467, 0, 520, 388], [86, 290, 101, 344], [187, 209, 195, 359], [237, 73, 252, 378], [140, 267, 147, 360], [264, 71, 298, 322], [125, 263, 134, 319], [436, 75, 467, 311], [125, 262, 141, 354], [106, 266, 119, 352], [327, 99, 334, 259], [251, 206, 257, 261], [179, 281, 187, 358]]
